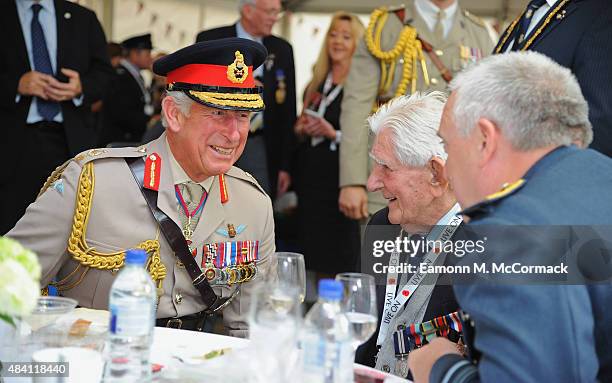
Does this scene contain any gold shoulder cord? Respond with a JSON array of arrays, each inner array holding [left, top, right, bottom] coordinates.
[[364, 7, 427, 111], [38, 160, 71, 198], [51, 162, 167, 297], [495, 0, 570, 54]]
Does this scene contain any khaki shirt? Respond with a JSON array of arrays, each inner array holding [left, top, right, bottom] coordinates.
[[8, 133, 274, 338], [339, 1, 494, 214]]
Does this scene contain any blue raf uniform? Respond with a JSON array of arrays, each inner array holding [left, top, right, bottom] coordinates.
[[430, 146, 612, 382]]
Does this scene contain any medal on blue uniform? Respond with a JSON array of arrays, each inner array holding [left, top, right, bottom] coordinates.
[[392, 311, 463, 355]]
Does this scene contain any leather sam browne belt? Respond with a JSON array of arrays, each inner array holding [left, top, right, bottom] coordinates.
[[126, 157, 240, 328]]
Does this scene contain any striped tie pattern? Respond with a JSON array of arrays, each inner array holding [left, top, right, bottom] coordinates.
[[31, 3, 60, 121]]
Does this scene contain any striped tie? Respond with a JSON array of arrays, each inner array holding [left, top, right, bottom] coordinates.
[[512, 0, 547, 50], [31, 3, 60, 121]]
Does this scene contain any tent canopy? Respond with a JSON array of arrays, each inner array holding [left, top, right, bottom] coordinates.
[[284, 0, 529, 19]]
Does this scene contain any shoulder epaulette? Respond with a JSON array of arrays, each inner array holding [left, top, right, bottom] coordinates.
[[225, 166, 267, 196], [386, 4, 406, 22], [463, 10, 487, 28], [38, 159, 72, 198], [39, 146, 148, 197], [73, 146, 148, 166], [460, 179, 526, 219], [485, 179, 526, 202]]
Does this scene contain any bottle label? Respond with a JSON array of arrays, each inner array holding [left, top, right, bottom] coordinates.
[[110, 300, 153, 336], [302, 334, 353, 383]]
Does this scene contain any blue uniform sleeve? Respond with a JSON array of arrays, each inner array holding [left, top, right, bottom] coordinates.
[[438, 218, 600, 382], [430, 354, 479, 383]]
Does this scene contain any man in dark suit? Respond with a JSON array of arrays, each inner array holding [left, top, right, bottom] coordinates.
[[410, 52, 612, 383], [195, 0, 296, 199], [493, 0, 612, 156], [0, 0, 113, 234], [99, 33, 154, 146], [357, 93, 462, 379]]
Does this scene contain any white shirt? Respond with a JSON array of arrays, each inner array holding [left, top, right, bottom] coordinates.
[[165, 137, 213, 193], [414, 0, 459, 39], [505, 0, 559, 52], [119, 58, 153, 115], [15, 0, 83, 122], [235, 21, 264, 79]]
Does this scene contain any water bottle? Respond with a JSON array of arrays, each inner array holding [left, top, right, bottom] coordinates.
[[104, 249, 156, 382], [301, 279, 353, 383]]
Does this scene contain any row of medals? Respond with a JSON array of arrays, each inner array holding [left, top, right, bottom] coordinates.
[[204, 262, 257, 286], [183, 218, 257, 286]]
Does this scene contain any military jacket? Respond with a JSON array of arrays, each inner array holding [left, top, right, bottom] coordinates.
[[339, 1, 494, 214], [8, 133, 274, 338]]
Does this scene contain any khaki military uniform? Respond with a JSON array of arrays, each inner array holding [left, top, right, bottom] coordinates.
[[8, 133, 274, 338], [339, 1, 494, 214]]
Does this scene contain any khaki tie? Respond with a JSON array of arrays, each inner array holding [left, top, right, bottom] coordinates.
[[177, 182, 205, 242], [434, 9, 446, 42]]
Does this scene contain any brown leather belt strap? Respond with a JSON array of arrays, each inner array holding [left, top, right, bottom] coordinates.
[[125, 157, 226, 312], [417, 36, 453, 84]]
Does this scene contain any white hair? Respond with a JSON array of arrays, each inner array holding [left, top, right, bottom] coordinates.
[[238, 0, 256, 12], [450, 51, 593, 150], [161, 91, 194, 128], [368, 92, 447, 167]]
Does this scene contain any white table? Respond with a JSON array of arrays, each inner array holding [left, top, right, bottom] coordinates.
[[3, 317, 409, 383], [151, 327, 409, 383]]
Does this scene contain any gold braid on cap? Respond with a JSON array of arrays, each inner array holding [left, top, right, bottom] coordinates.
[[364, 7, 425, 110], [50, 161, 167, 297], [189, 90, 264, 109]]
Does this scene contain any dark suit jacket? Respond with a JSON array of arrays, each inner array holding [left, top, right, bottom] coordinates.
[[99, 62, 150, 146], [0, 0, 112, 175], [355, 207, 459, 367], [494, 0, 612, 157], [196, 25, 297, 198]]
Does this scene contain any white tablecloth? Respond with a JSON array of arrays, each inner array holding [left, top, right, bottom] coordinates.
[[151, 327, 409, 383], [3, 316, 409, 383]]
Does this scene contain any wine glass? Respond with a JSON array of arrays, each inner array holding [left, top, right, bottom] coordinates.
[[335, 272, 378, 350], [268, 252, 307, 303], [248, 283, 302, 382]]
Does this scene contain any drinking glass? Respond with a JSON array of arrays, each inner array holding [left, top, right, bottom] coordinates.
[[268, 252, 306, 303], [335, 272, 378, 350], [248, 284, 302, 382]]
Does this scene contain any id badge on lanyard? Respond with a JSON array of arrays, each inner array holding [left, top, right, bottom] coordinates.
[[376, 204, 462, 347]]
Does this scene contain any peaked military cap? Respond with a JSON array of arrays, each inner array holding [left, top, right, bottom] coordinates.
[[152, 37, 267, 112], [121, 33, 153, 50]]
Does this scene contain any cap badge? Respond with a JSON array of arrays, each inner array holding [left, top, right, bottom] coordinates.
[[227, 50, 249, 84]]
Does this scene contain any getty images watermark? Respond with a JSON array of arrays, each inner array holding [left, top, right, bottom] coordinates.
[[361, 225, 612, 285]]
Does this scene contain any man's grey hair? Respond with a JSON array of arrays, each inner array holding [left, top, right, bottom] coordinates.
[[160, 91, 193, 128], [368, 92, 447, 167], [238, 0, 256, 12], [449, 51, 593, 150]]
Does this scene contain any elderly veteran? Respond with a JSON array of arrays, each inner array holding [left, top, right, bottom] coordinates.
[[357, 92, 463, 379], [8, 38, 273, 337], [338, 1, 493, 221], [409, 52, 612, 382]]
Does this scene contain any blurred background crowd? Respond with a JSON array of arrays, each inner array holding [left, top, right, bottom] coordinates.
[[3, 0, 602, 300]]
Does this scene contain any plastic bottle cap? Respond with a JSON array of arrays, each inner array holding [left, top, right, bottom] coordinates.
[[125, 249, 148, 265], [318, 279, 343, 301]]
